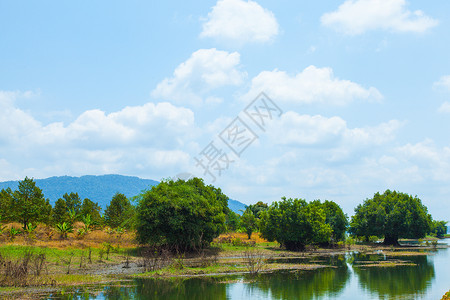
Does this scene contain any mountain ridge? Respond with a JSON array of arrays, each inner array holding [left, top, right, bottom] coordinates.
[[0, 174, 246, 214]]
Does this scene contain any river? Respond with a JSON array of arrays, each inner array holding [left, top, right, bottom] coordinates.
[[48, 240, 449, 299]]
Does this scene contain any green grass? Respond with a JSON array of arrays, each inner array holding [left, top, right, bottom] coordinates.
[[136, 263, 247, 277]]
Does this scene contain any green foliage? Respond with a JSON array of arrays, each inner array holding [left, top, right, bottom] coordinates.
[[81, 214, 92, 233], [63, 192, 82, 216], [136, 178, 228, 251], [247, 201, 268, 218], [11, 177, 52, 229], [225, 211, 240, 232], [67, 209, 78, 226], [349, 190, 432, 245], [104, 193, 133, 229], [430, 220, 448, 238], [259, 197, 332, 250], [8, 227, 21, 241], [80, 198, 103, 227], [0, 188, 14, 221], [240, 208, 257, 239], [55, 222, 74, 240], [52, 198, 69, 225], [311, 200, 348, 242]]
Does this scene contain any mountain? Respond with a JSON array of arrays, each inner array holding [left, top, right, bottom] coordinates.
[[0, 175, 247, 214], [0, 175, 158, 209], [228, 199, 247, 215]]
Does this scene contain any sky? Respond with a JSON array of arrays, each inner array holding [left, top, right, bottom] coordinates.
[[1, 0, 450, 220]]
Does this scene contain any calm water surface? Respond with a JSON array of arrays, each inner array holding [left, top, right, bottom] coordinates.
[[49, 240, 449, 300]]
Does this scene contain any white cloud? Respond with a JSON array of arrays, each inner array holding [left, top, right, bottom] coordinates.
[[152, 48, 246, 105], [269, 113, 346, 146], [269, 112, 401, 149], [244, 65, 382, 105], [434, 75, 450, 92], [321, 0, 438, 35], [396, 140, 450, 181], [200, 0, 279, 44], [0, 90, 197, 180], [438, 102, 450, 114]]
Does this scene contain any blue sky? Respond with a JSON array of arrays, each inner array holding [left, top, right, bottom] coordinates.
[[1, 0, 450, 220]]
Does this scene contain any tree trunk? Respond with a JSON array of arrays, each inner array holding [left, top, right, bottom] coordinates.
[[383, 235, 400, 246]]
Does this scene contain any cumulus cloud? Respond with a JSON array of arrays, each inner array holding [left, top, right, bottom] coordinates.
[[321, 0, 438, 35], [152, 48, 246, 105], [0, 91, 196, 180], [434, 75, 450, 92], [268, 112, 402, 149], [396, 140, 450, 181], [200, 0, 279, 44], [244, 65, 382, 105]]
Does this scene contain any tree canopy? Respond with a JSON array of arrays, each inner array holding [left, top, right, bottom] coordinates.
[[104, 192, 133, 229], [349, 190, 432, 245], [259, 197, 333, 250], [240, 207, 257, 239], [11, 177, 52, 229], [136, 178, 228, 251], [311, 200, 348, 242]]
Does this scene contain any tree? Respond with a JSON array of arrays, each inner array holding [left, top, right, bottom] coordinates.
[[136, 178, 227, 251], [240, 208, 257, 239], [104, 193, 132, 228], [311, 200, 348, 242], [80, 198, 103, 227], [11, 177, 52, 229], [430, 220, 448, 238], [52, 198, 69, 225], [259, 197, 332, 250], [349, 190, 432, 245], [248, 201, 268, 218], [226, 211, 240, 232], [0, 188, 14, 222], [63, 192, 82, 217]]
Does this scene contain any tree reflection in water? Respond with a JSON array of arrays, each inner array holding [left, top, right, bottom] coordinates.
[[352, 254, 435, 298], [241, 255, 350, 299], [46, 253, 436, 300]]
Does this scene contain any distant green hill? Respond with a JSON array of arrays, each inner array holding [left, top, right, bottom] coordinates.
[[0, 175, 247, 214], [0, 175, 157, 209]]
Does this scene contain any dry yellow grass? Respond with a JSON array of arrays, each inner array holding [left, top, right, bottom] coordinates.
[[214, 232, 270, 244], [0, 222, 137, 249], [442, 290, 450, 300]]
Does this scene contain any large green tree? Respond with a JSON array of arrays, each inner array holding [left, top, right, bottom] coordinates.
[[63, 192, 82, 216], [12, 177, 52, 229], [80, 198, 103, 226], [136, 178, 227, 251], [311, 200, 348, 242], [349, 190, 432, 245], [104, 193, 133, 228], [259, 197, 332, 250], [52, 198, 69, 225]]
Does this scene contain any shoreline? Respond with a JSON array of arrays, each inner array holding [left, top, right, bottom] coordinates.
[[1, 240, 448, 298]]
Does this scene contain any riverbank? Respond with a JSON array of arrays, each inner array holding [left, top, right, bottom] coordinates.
[[1, 233, 448, 298]]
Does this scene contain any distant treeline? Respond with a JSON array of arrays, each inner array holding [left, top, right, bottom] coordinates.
[[0, 177, 447, 250]]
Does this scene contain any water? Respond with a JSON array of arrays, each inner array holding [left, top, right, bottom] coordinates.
[[47, 240, 449, 299]]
